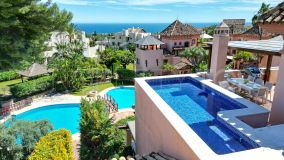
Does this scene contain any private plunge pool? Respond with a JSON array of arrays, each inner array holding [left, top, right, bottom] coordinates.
[[13, 103, 80, 134], [146, 76, 259, 155]]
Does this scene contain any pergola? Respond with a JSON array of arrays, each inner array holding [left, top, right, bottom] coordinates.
[[206, 36, 283, 82], [256, 2, 284, 125], [17, 63, 53, 82], [208, 2, 284, 125]]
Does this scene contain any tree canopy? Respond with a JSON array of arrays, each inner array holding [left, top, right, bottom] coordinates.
[[116, 50, 135, 69], [49, 40, 86, 91], [0, 119, 52, 160], [0, 0, 73, 70], [180, 46, 208, 73]]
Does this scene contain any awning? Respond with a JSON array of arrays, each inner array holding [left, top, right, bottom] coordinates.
[[200, 33, 213, 39]]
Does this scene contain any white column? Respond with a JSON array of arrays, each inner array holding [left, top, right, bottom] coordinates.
[[210, 34, 229, 83], [269, 48, 284, 124]]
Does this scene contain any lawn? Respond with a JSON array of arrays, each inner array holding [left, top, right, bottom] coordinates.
[[0, 79, 22, 95], [72, 80, 134, 96]]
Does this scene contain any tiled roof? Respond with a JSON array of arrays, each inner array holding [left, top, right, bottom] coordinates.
[[135, 152, 177, 160], [257, 2, 284, 24], [160, 20, 200, 36], [135, 36, 165, 45], [222, 19, 246, 34], [242, 25, 271, 36]]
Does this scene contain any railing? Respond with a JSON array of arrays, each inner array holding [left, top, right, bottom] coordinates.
[[97, 95, 118, 113], [0, 90, 53, 117], [0, 97, 33, 117]]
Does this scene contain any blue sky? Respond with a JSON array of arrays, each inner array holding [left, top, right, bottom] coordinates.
[[49, 0, 283, 23]]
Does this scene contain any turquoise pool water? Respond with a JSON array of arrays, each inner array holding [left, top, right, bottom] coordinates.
[[106, 87, 135, 109], [14, 104, 80, 134]]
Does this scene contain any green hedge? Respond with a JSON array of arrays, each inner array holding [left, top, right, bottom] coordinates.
[[10, 76, 53, 98], [0, 71, 19, 82], [116, 69, 135, 80], [28, 129, 73, 160]]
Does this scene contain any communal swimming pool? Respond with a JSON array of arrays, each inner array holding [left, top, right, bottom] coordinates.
[[106, 87, 135, 109], [14, 104, 80, 134], [147, 77, 259, 155]]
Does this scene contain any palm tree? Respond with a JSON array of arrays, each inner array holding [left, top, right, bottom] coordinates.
[[180, 46, 208, 73], [252, 3, 271, 40]]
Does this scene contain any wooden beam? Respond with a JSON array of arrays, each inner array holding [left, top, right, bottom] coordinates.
[[264, 55, 273, 83]]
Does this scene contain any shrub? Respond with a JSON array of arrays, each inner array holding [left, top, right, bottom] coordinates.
[[29, 129, 73, 160], [80, 99, 124, 160], [116, 69, 135, 80], [10, 76, 53, 98], [0, 70, 19, 82], [136, 71, 153, 77]]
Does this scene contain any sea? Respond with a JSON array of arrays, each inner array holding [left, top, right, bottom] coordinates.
[[75, 23, 219, 34]]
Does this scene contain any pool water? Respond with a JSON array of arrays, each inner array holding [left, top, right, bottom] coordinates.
[[107, 87, 135, 109], [147, 77, 258, 155], [15, 104, 80, 134]]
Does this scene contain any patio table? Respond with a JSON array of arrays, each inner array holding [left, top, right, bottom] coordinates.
[[227, 78, 265, 95]]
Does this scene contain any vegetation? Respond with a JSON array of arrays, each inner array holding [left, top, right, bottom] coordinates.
[[88, 32, 113, 47], [50, 41, 86, 91], [0, 71, 19, 82], [80, 99, 125, 159], [99, 48, 135, 74], [162, 63, 175, 72], [0, 79, 22, 95], [136, 71, 154, 77], [116, 50, 135, 69], [203, 24, 217, 36], [116, 69, 135, 80], [98, 48, 117, 75], [180, 46, 208, 73], [233, 51, 256, 62], [29, 129, 73, 160], [127, 43, 136, 53], [0, 0, 73, 70], [10, 76, 53, 98], [0, 120, 53, 160], [233, 51, 256, 69], [252, 3, 271, 39]]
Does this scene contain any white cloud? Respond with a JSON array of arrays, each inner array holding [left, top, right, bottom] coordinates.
[[222, 6, 259, 11]]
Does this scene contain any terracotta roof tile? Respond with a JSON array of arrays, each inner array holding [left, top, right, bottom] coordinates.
[[160, 20, 200, 36], [257, 2, 284, 24]]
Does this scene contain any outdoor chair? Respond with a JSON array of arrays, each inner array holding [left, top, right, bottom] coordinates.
[[265, 82, 273, 100], [255, 79, 264, 86], [251, 87, 267, 104], [248, 75, 255, 82], [219, 81, 236, 93]]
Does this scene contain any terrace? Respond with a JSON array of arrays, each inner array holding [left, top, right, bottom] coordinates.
[[133, 2, 284, 160]]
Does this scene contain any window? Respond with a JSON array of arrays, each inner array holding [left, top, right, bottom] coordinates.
[[174, 42, 177, 46], [156, 59, 159, 66], [145, 60, 148, 67], [179, 42, 182, 45], [137, 58, 140, 64], [184, 41, 189, 47]]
